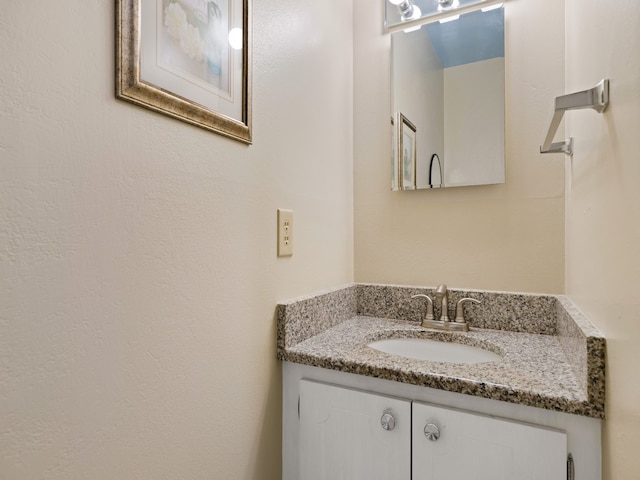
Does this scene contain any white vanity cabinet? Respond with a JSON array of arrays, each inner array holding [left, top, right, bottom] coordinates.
[[298, 379, 567, 480], [412, 401, 567, 480], [284, 362, 601, 480], [299, 380, 411, 479]]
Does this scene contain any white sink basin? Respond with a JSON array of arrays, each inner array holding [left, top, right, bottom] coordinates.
[[368, 338, 502, 364]]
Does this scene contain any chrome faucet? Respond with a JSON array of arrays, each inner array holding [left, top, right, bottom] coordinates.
[[434, 284, 450, 323], [411, 284, 480, 332]]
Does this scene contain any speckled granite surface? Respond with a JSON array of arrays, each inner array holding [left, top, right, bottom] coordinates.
[[276, 285, 357, 350], [277, 284, 606, 418], [356, 284, 557, 334]]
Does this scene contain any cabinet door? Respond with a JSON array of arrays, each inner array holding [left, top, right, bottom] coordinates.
[[412, 401, 567, 480], [299, 380, 411, 480]]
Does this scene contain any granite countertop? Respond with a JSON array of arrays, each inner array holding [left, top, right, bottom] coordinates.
[[277, 284, 606, 418]]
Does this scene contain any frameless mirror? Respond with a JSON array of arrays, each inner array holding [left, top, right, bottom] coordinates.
[[391, 5, 505, 190]]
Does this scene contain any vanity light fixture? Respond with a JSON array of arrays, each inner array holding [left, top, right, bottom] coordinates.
[[385, 0, 506, 33], [438, 0, 460, 11], [388, 0, 422, 22]]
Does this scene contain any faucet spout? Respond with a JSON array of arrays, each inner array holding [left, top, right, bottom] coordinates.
[[434, 284, 450, 323]]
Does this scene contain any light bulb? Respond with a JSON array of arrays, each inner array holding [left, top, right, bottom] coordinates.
[[438, 0, 459, 11], [402, 4, 422, 31], [408, 4, 422, 20]]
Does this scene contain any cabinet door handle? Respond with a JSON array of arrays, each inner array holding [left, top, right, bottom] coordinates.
[[380, 411, 396, 431], [424, 423, 440, 441]]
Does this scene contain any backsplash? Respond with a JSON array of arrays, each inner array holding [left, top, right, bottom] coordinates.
[[356, 284, 557, 334], [556, 296, 606, 408], [276, 285, 357, 350], [277, 283, 601, 343]]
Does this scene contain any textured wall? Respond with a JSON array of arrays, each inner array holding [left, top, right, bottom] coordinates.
[[564, 1, 640, 478], [354, 0, 565, 294], [0, 1, 353, 478]]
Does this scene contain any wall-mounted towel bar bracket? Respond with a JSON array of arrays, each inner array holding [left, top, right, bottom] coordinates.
[[540, 79, 609, 155]]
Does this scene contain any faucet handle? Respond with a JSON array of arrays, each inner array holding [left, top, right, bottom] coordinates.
[[454, 298, 481, 324], [411, 294, 435, 322]]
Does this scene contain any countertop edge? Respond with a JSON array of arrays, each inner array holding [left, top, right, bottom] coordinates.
[[277, 348, 604, 419]]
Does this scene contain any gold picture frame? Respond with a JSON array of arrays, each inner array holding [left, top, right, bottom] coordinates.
[[397, 112, 416, 190], [116, 0, 251, 144]]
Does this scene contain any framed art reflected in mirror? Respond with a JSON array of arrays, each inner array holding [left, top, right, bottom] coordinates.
[[397, 112, 416, 190]]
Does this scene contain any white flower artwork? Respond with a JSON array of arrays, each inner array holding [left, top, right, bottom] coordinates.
[[160, 0, 227, 91], [164, 2, 205, 62]]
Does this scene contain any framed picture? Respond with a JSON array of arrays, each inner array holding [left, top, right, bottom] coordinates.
[[391, 115, 398, 190], [116, 0, 251, 144], [397, 113, 416, 190]]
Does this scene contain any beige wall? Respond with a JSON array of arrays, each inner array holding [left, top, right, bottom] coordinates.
[[0, 1, 353, 479], [564, 1, 640, 478], [354, 0, 565, 294]]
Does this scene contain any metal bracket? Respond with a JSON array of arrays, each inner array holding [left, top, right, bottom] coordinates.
[[540, 79, 609, 155]]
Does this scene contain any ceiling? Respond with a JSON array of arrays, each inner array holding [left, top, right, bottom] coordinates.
[[426, 7, 504, 68]]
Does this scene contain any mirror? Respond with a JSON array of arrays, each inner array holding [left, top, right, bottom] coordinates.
[[391, 5, 505, 190]]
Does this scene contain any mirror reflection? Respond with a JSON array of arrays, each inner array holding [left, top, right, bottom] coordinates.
[[391, 5, 505, 190]]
